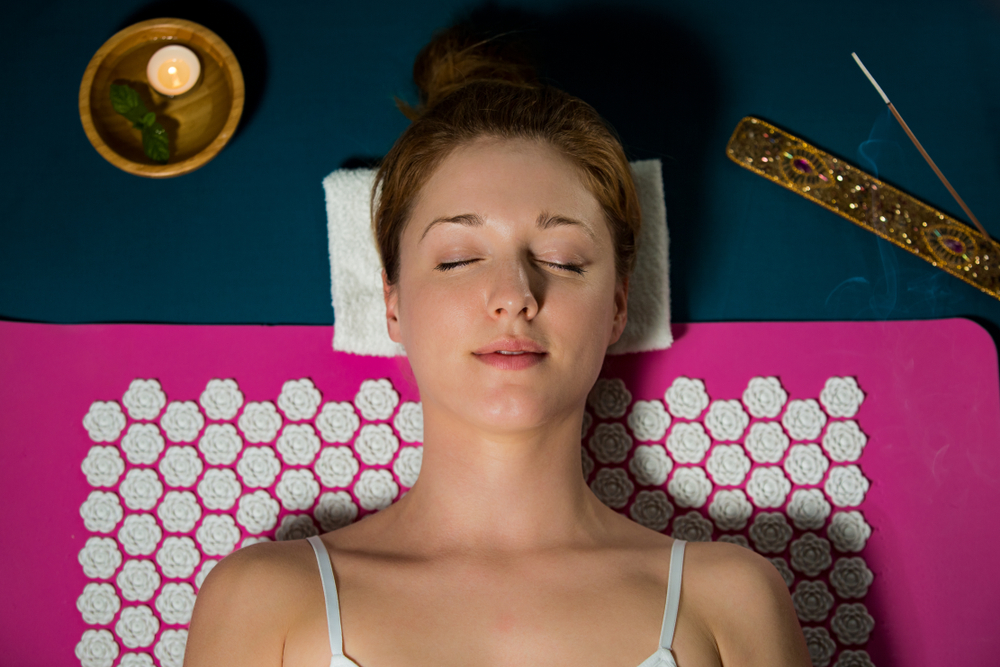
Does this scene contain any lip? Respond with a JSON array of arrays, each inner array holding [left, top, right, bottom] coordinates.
[[473, 337, 547, 355], [473, 337, 547, 370], [474, 351, 545, 370]]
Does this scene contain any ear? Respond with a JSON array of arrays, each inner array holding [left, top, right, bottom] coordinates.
[[608, 276, 629, 346], [383, 270, 403, 343]]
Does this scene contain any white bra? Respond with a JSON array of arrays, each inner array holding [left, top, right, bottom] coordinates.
[[307, 535, 687, 667]]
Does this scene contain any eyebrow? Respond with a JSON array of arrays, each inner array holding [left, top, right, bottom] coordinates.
[[536, 212, 595, 239], [419, 213, 484, 241], [419, 212, 594, 241]]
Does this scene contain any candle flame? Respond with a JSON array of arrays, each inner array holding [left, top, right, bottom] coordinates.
[[157, 58, 191, 90]]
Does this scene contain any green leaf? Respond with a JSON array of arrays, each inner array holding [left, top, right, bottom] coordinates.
[[142, 122, 170, 162], [111, 84, 170, 162], [110, 84, 149, 124], [109, 84, 140, 115], [124, 105, 148, 124]]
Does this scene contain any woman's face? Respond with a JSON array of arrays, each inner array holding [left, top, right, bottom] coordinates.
[[385, 137, 627, 435]]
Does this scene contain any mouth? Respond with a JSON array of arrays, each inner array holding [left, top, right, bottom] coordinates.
[[474, 350, 546, 370], [473, 338, 547, 369]]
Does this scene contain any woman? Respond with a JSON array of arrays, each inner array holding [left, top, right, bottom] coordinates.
[[185, 30, 811, 667]]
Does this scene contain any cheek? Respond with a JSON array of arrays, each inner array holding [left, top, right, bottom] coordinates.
[[395, 280, 483, 409], [396, 277, 478, 350], [550, 278, 618, 332]]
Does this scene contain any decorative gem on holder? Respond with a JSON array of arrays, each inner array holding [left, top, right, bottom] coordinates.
[[726, 116, 1000, 301], [781, 148, 832, 189], [147, 45, 201, 96]]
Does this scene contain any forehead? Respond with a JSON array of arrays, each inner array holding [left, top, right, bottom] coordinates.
[[406, 137, 605, 237]]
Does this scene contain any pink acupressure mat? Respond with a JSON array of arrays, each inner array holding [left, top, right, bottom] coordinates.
[[0, 319, 997, 666]]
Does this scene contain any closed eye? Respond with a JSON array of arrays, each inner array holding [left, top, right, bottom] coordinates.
[[435, 259, 479, 271], [436, 259, 585, 274], [544, 261, 586, 275]]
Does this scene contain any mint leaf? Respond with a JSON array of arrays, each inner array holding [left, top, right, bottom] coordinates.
[[124, 105, 148, 125], [109, 84, 171, 163], [142, 122, 169, 162], [110, 84, 148, 124], [109, 84, 141, 115]]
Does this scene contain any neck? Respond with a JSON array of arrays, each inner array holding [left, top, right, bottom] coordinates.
[[379, 402, 607, 555]]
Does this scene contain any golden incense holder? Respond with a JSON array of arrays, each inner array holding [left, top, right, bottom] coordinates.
[[726, 116, 998, 301]]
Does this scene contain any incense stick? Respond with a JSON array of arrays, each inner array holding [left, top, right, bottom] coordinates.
[[851, 52, 990, 240]]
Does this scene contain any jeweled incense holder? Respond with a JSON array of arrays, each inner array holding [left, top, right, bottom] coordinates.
[[726, 116, 998, 301]]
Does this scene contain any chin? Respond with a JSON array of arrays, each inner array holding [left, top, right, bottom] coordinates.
[[465, 386, 573, 434]]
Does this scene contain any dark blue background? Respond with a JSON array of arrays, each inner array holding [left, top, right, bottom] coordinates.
[[3, 0, 999, 341]]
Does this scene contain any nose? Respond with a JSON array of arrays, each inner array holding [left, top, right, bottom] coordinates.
[[486, 256, 540, 321]]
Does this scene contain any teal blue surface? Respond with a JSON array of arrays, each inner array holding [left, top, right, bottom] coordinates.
[[2, 0, 999, 338]]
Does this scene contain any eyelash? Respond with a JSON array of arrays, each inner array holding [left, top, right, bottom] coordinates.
[[435, 259, 585, 274], [549, 262, 585, 275], [435, 260, 478, 271]]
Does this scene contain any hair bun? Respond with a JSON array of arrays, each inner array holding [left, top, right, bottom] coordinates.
[[405, 29, 538, 119]]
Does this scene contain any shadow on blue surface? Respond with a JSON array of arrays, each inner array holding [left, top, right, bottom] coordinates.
[[407, 4, 723, 323], [118, 0, 268, 139]]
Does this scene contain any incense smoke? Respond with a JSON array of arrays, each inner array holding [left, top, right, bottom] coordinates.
[[856, 109, 901, 318], [824, 108, 958, 317]]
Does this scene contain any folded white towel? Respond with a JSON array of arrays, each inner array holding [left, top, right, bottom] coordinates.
[[323, 159, 671, 357]]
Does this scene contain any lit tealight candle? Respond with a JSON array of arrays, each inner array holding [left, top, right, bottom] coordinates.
[[146, 45, 201, 96]]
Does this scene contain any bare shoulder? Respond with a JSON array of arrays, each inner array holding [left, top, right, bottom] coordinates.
[[682, 540, 787, 597], [184, 539, 323, 667], [680, 541, 811, 667], [198, 537, 320, 602]]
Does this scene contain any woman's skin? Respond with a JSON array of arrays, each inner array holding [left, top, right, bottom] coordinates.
[[185, 137, 811, 667]]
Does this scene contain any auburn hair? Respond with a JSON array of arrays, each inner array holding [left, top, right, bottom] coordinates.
[[372, 29, 641, 285]]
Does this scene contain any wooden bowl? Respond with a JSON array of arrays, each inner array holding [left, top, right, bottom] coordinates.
[[79, 18, 244, 178]]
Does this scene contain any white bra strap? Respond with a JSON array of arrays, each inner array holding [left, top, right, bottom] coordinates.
[[658, 539, 686, 650], [307, 535, 345, 657]]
